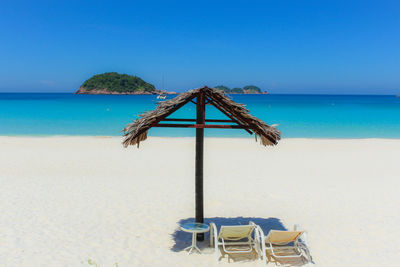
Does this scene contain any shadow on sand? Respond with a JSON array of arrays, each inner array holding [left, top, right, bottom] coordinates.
[[171, 217, 312, 265], [171, 216, 287, 252]]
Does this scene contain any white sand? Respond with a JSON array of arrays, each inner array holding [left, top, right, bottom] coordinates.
[[0, 136, 399, 266]]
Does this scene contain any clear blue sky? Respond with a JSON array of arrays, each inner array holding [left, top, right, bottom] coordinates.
[[1, 0, 399, 94]]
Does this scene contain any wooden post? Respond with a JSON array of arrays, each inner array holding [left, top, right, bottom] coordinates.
[[195, 90, 205, 241]]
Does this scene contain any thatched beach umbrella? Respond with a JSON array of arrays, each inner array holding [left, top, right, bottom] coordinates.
[[123, 86, 280, 240]]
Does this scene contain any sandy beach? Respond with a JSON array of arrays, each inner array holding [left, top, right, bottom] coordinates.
[[0, 136, 399, 266]]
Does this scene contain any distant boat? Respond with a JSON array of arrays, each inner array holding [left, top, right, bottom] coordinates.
[[157, 94, 167, 100]]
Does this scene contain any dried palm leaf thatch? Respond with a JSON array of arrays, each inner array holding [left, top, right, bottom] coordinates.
[[122, 86, 280, 147]]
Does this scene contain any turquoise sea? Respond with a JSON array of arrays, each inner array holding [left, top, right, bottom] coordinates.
[[1, 93, 399, 138]]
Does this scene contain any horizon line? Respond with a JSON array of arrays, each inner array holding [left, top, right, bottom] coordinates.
[[0, 91, 397, 96]]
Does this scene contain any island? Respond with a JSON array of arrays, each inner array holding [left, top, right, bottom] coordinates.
[[214, 85, 268, 94], [76, 72, 175, 95]]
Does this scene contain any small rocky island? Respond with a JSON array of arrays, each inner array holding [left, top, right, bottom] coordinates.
[[76, 72, 175, 95], [214, 85, 268, 94]]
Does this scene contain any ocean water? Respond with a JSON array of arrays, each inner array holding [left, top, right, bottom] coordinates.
[[0, 93, 399, 138]]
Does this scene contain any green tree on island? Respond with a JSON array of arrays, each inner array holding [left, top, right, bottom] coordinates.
[[214, 85, 231, 93], [214, 85, 264, 94], [243, 85, 261, 93], [231, 87, 244, 93], [81, 72, 156, 93]]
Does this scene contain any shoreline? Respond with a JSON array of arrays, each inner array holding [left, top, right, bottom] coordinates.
[[1, 135, 400, 141]]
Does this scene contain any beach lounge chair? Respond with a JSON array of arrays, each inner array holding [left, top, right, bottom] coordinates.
[[258, 226, 312, 264], [210, 222, 262, 262]]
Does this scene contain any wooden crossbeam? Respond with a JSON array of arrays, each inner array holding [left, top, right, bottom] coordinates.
[[152, 123, 248, 129], [162, 118, 236, 123]]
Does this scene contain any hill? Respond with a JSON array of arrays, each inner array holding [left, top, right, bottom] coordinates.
[[76, 72, 172, 95], [214, 85, 267, 94]]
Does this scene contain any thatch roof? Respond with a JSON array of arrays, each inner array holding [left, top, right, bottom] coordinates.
[[122, 86, 281, 147]]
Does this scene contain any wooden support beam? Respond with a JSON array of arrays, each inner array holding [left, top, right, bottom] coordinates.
[[203, 92, 253, 135], [131, 94, 197, 140], [195, 91, 205, 241], [207, 92, 277, 144]]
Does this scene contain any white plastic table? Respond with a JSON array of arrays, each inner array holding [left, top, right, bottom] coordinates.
[[180, 223, 210, 254]]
